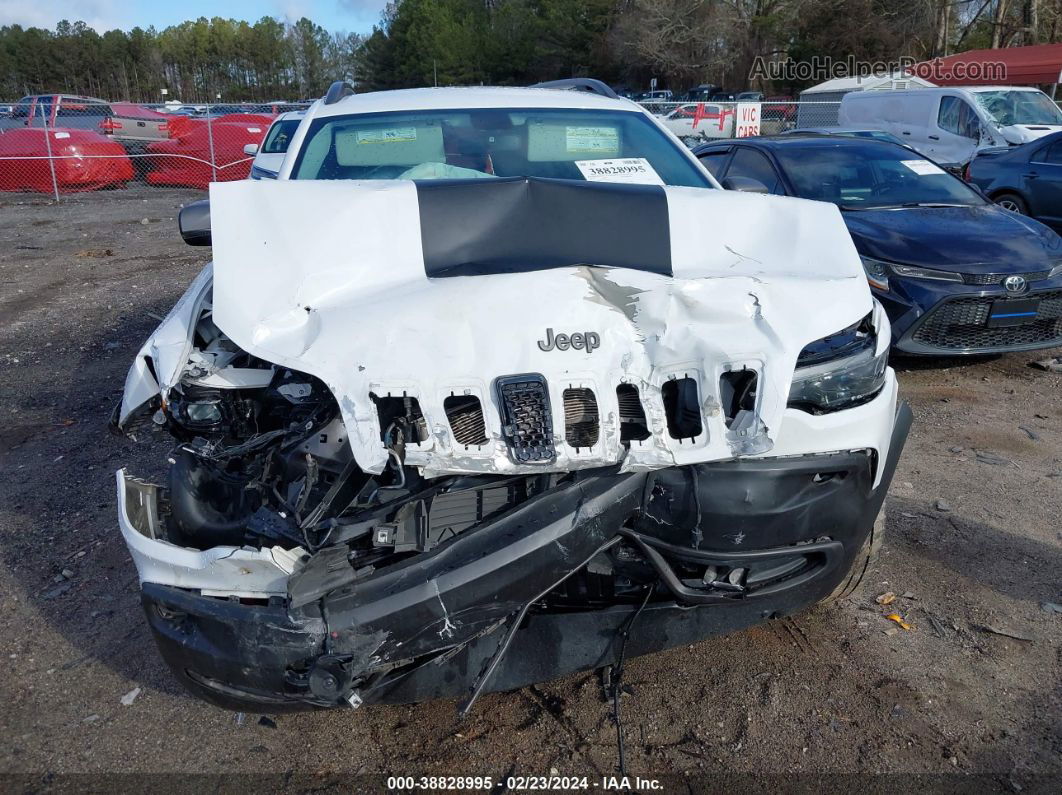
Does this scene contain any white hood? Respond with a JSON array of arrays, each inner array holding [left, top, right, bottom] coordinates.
[[206, 179, 872, 477], [999, 124, 1062, 145]]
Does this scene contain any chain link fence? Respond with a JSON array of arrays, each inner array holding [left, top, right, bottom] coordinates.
[[0, 96, 841, 202], [0, 98, 310, 200]]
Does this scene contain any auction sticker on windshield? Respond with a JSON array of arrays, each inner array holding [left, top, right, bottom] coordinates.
[[575, 158, 664, 185], [901, 159, 946, 176], [356, 127, 418, 144], [566, 126, 620, 154]]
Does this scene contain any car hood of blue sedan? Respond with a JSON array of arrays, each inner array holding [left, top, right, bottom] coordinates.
[[842, 204, 1062, 274]]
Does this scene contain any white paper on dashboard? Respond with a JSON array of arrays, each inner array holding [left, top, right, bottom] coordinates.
[[574, 158, 665, 185]]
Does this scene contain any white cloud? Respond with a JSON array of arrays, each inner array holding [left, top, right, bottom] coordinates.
[[335, 0, 387, 32], [0, 0, 123, 31], [276, 0, 313, 25]]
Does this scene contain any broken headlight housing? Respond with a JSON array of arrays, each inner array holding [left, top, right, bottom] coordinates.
[[788, 311, 888, 413]]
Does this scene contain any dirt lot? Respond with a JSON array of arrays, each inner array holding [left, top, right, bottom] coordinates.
[[0, 187, 1059, 791]]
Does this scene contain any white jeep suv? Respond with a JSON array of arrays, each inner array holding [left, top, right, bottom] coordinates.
[[113, 80, 909, 711]]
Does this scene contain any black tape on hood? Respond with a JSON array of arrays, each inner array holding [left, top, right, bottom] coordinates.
[[415, 177, 672, 278]]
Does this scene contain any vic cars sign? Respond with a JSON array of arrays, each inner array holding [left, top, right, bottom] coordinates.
[[736, 102, 761, 137]]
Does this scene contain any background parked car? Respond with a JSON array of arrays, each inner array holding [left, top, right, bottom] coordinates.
[[762, 95, 796, 123], [145, 121, 268, 188], [245, 111, 304, 179], [964, 131, 1062, 229], [3, 94, 168, 151], [660, 102, 734, 142], [736, 91, 764, 102], [164, 112, 274, 140], [634, 89, 674, 114], [839, 86, 1062, 167], [693, 135, 1062, 355], [676, 85, 717, 103], [97, 102, 170, 151], [0, 128, 133, 192], [781, 127, 908, 146]]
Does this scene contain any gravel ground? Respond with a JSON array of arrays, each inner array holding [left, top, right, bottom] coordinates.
[[0, 188, 1060, 791]]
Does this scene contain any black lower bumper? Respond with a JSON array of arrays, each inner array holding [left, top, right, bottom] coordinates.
[[142, 404, 912, 711]]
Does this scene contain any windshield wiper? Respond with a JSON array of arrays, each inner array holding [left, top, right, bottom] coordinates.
[[898, 202, 972, 209]]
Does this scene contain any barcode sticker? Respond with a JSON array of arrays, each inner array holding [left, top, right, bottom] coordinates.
[[575, 158, 664, 185]]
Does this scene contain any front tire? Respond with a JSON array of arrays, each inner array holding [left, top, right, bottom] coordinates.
[[820, 508, 885, 603], [994, 192, 1029, 215]]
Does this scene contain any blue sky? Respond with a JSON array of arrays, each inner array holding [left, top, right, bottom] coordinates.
[[0, 0, 388, 35]]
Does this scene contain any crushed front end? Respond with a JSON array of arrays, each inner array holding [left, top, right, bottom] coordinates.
[[114, 179, 910, 711]]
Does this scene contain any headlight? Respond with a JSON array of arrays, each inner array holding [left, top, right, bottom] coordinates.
[[859, 256, 890, 290], [889, 263, 963, 282], [788, 313, 889, 413], [859, 256, 966, 288], [183, 401, 223, 425], [1049, 261, 1062, 279]]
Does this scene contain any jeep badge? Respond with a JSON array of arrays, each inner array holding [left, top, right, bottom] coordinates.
[[537, 328, 600, 353]]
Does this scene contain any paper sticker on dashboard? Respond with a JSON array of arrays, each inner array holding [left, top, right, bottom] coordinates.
[[356, 127, 418, 144], [566, 127, 620, 154], [575, 157, 665, 185], [901, 159, 946, 176]]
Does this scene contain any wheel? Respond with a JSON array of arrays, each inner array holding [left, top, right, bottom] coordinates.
[[994, 192, 1028, 215], [820, 508, 885, 603]]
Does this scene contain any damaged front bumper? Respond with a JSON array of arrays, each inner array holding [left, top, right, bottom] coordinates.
[[121, 396, 910, 711]]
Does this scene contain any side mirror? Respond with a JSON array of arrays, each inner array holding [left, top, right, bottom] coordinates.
[[721, 175, 769, 194], [178, 199, 211, 246], [243, 142, 259, 156]]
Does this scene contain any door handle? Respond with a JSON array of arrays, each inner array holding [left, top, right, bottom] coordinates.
[[901, 131, 911, 136], [1023, 172, 1039, 179], [928, 135, 940, 140]]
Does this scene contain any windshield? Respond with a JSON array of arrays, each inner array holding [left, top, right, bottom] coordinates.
[[263, 119, 301, 154], [972, 90, 1062, 126], [290, 108, 711, 187], [774, 141, 983, 209]]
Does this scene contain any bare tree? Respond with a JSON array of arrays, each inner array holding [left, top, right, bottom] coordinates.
[[611, 0, 732, 86]]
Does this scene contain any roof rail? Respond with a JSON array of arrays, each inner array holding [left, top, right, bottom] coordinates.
[[530, 78, 619, 100], [323, 80, 356, 105]]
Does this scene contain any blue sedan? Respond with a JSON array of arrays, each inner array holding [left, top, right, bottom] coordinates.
[[965, 130, 1062, 230], [693, 135, 1062, 355]]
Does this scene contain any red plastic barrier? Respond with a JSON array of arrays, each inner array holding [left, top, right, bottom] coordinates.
[[145, 121, 269, 189], [0, 128, 134, 193]]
